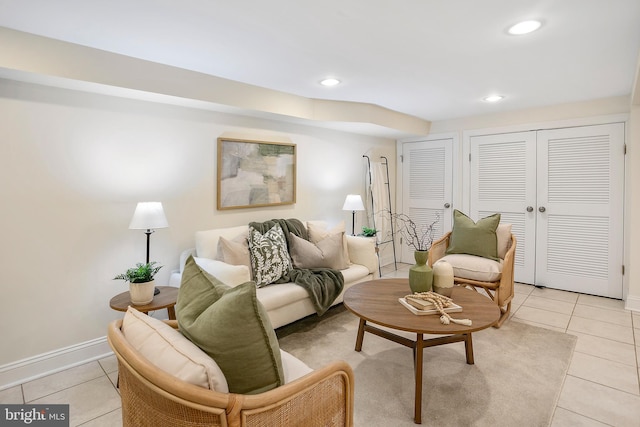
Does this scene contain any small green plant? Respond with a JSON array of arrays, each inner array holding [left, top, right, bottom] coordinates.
[[113, 262, 162, 283], [361, 226, 378, 237]]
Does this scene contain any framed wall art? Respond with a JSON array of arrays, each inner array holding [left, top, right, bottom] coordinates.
[[217, 138, 297, 210]]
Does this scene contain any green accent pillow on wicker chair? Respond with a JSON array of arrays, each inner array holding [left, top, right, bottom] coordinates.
[[446, 210, 501, 261]]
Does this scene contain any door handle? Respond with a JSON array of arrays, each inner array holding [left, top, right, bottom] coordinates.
[[526, 206, 533, 212], [444, 203, 451, 208], [539, 206, 546, 213]]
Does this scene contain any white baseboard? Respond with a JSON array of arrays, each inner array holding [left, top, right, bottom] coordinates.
[[0, 337, 113, 391], [624, 294, 640, 312]]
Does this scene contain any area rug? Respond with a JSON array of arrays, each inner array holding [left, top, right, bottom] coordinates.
[[277, 305, 576, 427]]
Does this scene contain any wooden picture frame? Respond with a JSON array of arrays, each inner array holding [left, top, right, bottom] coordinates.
[[217, 138, 296, 210]]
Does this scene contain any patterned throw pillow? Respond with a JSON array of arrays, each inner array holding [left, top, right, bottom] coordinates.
[[248, 223, 292, 287]]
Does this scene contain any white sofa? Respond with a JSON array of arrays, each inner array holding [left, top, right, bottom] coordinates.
[[170, 221, 379, 329]]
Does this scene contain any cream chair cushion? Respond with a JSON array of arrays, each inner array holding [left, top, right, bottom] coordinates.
[[496, 223, 512, 259], [122, 306, 229, 392], [438, 254, 503, 282]]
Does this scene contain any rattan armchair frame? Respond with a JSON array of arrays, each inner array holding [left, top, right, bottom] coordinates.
[[107, 319, 355, 427], [429, 232, 516, 328]]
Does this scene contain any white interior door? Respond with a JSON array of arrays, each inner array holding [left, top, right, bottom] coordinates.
[[470, 132, 537, 284], [536, 123, 624, 298], [401, 139, 453, 263], [469, 123, 624, 297]]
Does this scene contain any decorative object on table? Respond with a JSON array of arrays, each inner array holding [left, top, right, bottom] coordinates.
[[399, 296, 462, 315], [129, 201, 168, 295], [432, 259, 454, 297], [113, 262, 163, 305], [403, 291, 472, 325], [361, 226, 377, 237], [217, 138, 296, 210], [342, 194, 365, 235], [409, 250, 432, 293], [387, 213, 439, 293]]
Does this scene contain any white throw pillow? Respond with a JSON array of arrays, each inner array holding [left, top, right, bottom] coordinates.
[[122, 306, 229, 392], [194, 257, 251, 287]]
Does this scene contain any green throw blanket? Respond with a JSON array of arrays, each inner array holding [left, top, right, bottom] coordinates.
[[248, 218, 344, 316]]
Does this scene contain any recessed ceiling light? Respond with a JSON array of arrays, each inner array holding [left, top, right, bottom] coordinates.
[[507, 20, 542, 35], [483, 95, 505, 102], [320, 78, 341, 87]]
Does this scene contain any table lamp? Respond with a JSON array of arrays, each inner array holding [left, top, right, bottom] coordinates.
[[342, 194, 365, 236], [129, 202, 169, 263]]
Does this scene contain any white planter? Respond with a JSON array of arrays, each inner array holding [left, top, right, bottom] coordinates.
[[129, 280, 155, 305]]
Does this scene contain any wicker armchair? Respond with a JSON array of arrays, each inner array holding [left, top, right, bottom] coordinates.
[[107, 319, 354, 427], [429, 232, 516, 328]]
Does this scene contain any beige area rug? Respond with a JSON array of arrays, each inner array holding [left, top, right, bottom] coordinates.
[[277, 305, 576, 427]]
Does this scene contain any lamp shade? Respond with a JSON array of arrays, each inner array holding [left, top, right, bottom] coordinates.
[[342, 194, 365, 211], [129, 202, 169, 230]]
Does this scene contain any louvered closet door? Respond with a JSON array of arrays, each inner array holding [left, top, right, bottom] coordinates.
[[536, 124, 624, 298], [401, 139, 453, 263], [470, 132, 537, 284]]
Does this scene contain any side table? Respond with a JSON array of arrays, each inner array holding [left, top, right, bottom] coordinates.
[[109, 286, 179, 320]]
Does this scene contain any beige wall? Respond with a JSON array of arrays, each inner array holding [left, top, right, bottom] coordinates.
[[0, 78, 394, 369], [626, 106, 640, 310]]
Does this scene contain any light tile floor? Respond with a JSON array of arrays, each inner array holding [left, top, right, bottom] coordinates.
[[1, 263, 638, 426]]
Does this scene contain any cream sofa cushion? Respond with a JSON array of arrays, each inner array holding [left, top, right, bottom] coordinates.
[[196, 225, 248, 260], [193, 257, 251, 287], [439, 253, 503, 282], [122, 306, 228, 392], [345, 235, 378, 275]]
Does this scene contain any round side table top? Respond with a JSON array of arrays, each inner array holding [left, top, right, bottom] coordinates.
[[109, 286, 179, 313]]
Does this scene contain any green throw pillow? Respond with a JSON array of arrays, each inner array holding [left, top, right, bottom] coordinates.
[[446, 210, 501, 261], [176, 257, 284, 394], [176, 255, 231, 318]]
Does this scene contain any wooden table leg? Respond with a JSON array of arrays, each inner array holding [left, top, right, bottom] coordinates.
[[464, 333, 474, 365], [414, 334, 424, 424], [167, 306, 176, 320], [355, 318, 366, 351]]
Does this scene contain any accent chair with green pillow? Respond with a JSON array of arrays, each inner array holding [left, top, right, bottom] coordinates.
[[176, 255, 285, 394], [429, 211, 516, 328]]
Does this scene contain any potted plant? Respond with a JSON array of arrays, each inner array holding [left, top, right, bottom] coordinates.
[[113, 262, 162, 305], [361, 226, 378, 237]]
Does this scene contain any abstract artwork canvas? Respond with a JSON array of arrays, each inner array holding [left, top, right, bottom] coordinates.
[[217, 138, 296, 210]]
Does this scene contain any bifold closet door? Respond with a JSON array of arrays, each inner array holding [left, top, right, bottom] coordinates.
[[471, 123, 624, 297], [536, 123, 624, 298], [470, 131, 537, 284], [401, 138, 453, 263]]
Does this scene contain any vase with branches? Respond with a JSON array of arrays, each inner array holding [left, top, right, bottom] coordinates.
[[383, 212, 439, 293]]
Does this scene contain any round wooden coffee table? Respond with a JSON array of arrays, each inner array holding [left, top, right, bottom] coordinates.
[[343, 278, 500, 424], [109, 286, 179, 320]]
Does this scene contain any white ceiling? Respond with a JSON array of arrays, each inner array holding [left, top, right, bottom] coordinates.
[[1, 0, 639, 123]]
